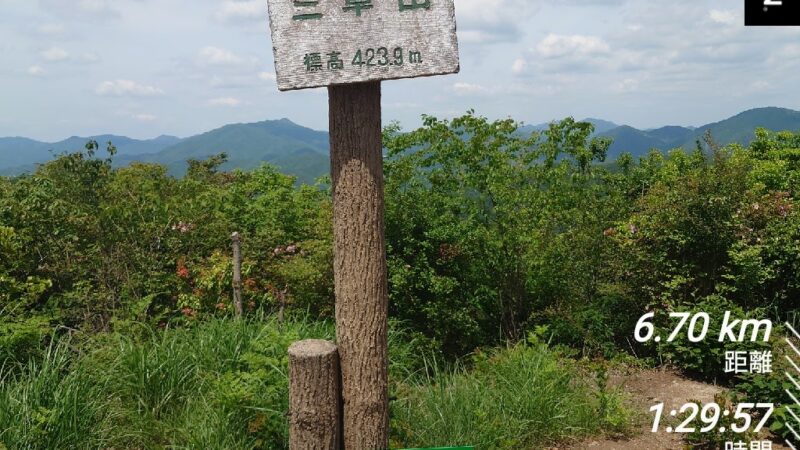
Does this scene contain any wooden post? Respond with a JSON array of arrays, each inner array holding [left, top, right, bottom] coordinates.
[[288, 339, 341, 450], [278, 286, 287, 324], [328, 81, 389, 449], [231, 232, 243, 318], [266, 0, 458, 445]]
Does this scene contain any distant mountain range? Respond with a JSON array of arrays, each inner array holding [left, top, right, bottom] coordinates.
[[0, 135, 182, 176], [521, 117, 620, 135], [0, 119, 330, 184], [113, 119, 329, 184], [2, 107, 800, 182], [521, 107, 800, 161]]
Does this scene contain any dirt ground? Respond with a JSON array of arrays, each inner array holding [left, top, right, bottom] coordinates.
[[567, 368, 791, 450]]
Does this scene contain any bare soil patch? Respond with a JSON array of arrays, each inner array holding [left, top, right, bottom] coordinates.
[[567, 368, 789, 450]]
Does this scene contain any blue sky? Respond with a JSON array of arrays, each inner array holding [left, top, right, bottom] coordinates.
[[1, 0, 799, 141]]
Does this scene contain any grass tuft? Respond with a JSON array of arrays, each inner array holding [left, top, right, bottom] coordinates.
[[390, 342, 632, 449], [0, 317, 632, 449]]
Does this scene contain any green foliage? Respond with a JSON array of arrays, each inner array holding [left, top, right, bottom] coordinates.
[[0, 339, 112, 449], [602, 138, 799, 372], [0, 316, 50, 371], [733, 329, 795, 442], [384, 112, 621, 354], [1, 316, 546, 450], [3, 112, 800, 447], [6, 114, 798, 366], [0, 316, 333, 450], [653, 296, 770, 380], [390, 340, 633, 449], [0, 148, 332, 337]]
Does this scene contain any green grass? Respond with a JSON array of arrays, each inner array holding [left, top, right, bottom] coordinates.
[[0, 316, 333, 449], [0, 318, 633, 449], [0, 341, 111, 449], [391, 342, 633, 450]]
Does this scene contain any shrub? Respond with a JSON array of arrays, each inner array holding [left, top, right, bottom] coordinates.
[[655, 296, 772, 381]]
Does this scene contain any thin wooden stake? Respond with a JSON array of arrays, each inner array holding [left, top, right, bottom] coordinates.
[[231, 232, 243, 318]]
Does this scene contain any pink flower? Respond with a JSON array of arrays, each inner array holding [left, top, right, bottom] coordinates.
[[176, 266, 190, 279]]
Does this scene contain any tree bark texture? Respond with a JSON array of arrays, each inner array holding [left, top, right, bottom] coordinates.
[[328, 81, 389, 450], [288, 339, 341, 450]]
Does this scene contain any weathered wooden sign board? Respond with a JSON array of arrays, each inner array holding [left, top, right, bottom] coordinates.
[[266, 0, 460, 91]]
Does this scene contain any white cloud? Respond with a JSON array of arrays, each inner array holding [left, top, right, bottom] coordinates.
[[452, 82, 490, 95], [386, 101, 422, 109], [208, 97, 242, 107], [197, 46, 245, 66], [41, 47, 69, 61], [77, 0, 117, 14], [36, 23, 65, 35], [207, 70, 271, 88], [95, 80, 164, 97], [258, 71, 276, 82], [451, 81, 561, 97], [504, 83, 562, 96], [519, 34, 619, 74], [454, 0, 540, 43], [27, 65, 45, 76], [511, 58, 527, 75], [81, 52, 100, 63], [709, 9, 738, 25], [456, 0, 534, 22], [133, 113, 157, 122], [773, 43, 800, 59], [458, 30, 505, 45], [38, 0, 123, 19], [613, 78, 640, 94], [767, 43, 800, 69], [215, 0, 264, 22], [536, 34, 610, 58]]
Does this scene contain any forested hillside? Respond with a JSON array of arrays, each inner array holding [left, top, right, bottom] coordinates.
[[115, 119, 330, 183], [1, 113, 799, 449], [524, 107, 800, 161], [0, 135, 181, 176], [4, 108, 800, 185]]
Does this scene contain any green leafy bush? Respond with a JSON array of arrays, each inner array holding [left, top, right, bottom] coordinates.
[[654, 296, 771, 381]]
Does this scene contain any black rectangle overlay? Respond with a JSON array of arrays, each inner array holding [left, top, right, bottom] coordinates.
[[746, 0, 800, 26]]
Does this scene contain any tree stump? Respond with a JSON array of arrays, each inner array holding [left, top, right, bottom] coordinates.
[[288, 339, 341, 450]]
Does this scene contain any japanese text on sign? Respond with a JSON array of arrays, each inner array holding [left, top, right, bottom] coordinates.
[[267, 0, 459, 90]]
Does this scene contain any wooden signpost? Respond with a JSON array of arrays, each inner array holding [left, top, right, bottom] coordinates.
[[267, 0, 459, 91], [267, 1, 459, 448]]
